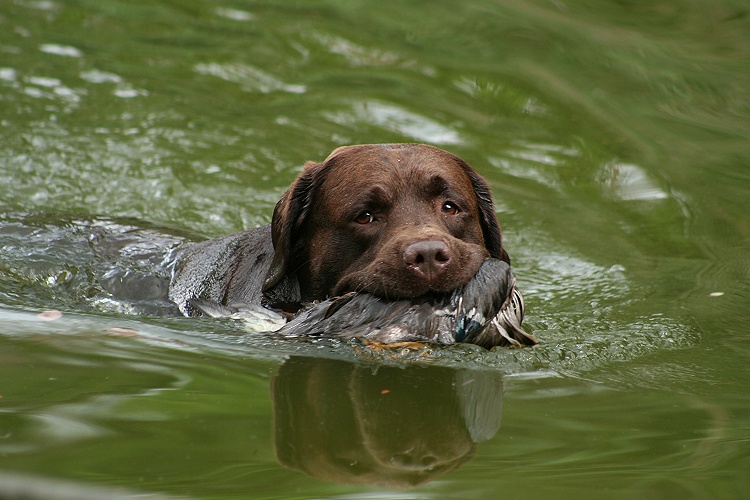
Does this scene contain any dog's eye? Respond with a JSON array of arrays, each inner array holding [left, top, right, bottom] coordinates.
[[441, 202, 459, 215], [355, 211, 375, 224]]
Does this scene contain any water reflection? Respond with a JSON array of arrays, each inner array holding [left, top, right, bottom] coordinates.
[[270, 356, 504, 487]]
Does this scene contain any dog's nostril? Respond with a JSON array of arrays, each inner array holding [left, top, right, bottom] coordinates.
[[434, 248, 450, 263]]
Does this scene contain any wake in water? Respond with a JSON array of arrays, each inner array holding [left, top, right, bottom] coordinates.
[[0, 213, 700, 380]]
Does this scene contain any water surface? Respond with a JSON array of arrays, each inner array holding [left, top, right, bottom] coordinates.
[[1, 1, 748, 498]]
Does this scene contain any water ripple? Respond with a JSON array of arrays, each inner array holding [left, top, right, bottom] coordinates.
[[39, 43, 83, 58], [325, 100, 463, 145], [194, 62, 306, 94]]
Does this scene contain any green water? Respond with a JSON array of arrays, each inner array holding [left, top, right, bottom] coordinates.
[[1, 0, 748, 498]]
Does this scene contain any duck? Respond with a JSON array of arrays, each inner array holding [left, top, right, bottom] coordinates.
[[191, 258, 537, 349], [277, 258, 537, 348]]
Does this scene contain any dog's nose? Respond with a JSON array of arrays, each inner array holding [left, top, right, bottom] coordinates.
[[390, 450, 440, 470], [403, 240, 451, 281]]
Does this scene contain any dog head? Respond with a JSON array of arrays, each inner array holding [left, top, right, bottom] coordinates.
[[263, 144, 508, 306]]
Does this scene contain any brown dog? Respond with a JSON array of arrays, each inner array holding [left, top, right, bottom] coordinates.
[[169, 144, 511, 320]]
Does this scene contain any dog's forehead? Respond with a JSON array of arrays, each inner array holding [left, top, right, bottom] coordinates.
[[327, 143, 455, 166], [321, 144, 473, 193]]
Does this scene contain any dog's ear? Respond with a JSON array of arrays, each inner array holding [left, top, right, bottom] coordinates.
[[262, 147, 355, 304], [262, 161, 324, 296], [456, 159, 510, 264]]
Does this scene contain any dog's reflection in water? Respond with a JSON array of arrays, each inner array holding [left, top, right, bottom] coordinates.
[[271, 356, 504, 487]]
